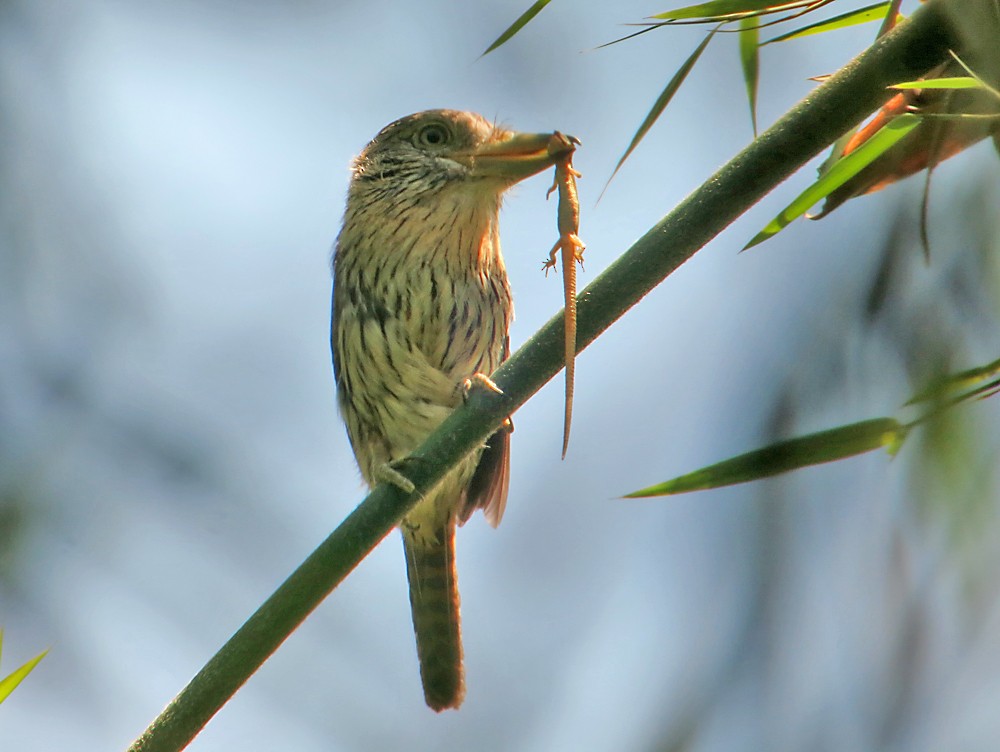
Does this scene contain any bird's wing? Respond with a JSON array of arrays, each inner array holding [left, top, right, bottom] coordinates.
[[463, 425, 510, 528], [459, 334, 511, 528]]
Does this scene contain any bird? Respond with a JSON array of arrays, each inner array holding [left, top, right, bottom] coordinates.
[[331, 109, 573, 710]]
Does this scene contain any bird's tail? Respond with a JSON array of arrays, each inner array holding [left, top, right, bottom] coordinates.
[[402, 519, 464, 711]]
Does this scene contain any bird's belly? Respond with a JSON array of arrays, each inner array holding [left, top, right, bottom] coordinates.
[[336, 268, 510, 477], [420, 290, 508, 382]]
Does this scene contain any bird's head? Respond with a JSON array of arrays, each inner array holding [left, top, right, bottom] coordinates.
[[349, 109, 576, 201]]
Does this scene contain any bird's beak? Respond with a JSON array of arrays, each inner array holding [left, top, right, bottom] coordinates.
[[458, 131, 579, 183]]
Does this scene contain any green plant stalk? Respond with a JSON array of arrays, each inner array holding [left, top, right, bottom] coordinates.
[[127, 0, 985, 748]]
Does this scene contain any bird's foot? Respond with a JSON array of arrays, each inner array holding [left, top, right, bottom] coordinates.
[[375, 460, 417, 495], [461, 373, 503, 402], [461, 374, 513, 438]]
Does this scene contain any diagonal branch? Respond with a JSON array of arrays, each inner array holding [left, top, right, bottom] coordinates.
[[127, 0, 987, 748]]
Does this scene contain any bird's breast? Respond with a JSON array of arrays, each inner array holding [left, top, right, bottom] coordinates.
[[336, 194, 512, 382]]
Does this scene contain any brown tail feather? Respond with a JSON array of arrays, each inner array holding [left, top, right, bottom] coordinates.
[[402, 520, 464, 711]]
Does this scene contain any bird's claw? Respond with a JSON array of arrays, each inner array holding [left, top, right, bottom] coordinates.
[[461, 373, 503, 402], [375, 460, 417, 494]]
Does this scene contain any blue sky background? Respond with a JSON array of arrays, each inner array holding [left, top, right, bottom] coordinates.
[[3, 1, 1000, 750]]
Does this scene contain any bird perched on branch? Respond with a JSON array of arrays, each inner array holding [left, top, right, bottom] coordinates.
[[331, 109, 572, 710]]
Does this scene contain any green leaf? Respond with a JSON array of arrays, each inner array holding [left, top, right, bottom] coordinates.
[[601, 28, 717, 196], [652, 0, 815, 22], [941, 50, 1000, 101], [889, 76, 990, 91], [907, 355, 1000, 405], [763, 2, 892, 44], [0, 642, 48, 704], [743, 112, 921, 249], [816, 127, 859, 178], [624, 418, 907, 497], [739, 17, 760, 136], [481, 0, 554, 56]]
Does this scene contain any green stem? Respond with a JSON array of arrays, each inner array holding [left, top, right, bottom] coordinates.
[[127, 0, 986, 748]]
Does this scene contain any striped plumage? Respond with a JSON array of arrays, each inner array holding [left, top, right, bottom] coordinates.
[[331, 110, 566, 710]]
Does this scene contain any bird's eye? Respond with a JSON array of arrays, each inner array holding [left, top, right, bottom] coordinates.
[[416, 122, 450, 148]]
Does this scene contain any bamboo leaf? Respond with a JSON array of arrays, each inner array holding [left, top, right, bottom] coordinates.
[[481, 0, 553, 56], [743, 112, 921, 249], [890, 76, 990, 91], [907, 356, 1000, 405], [602, 28, 717, 196], [652, 0, 814, 21], [946, 51, 1000, 101], [763, 1, 891, 44], [0, 647, 48, 704], [624, 418, 906, 497], [740, 17, 760, 136]]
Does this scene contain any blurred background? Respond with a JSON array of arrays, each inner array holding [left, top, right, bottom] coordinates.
[[2, 1, 1000, 750]]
